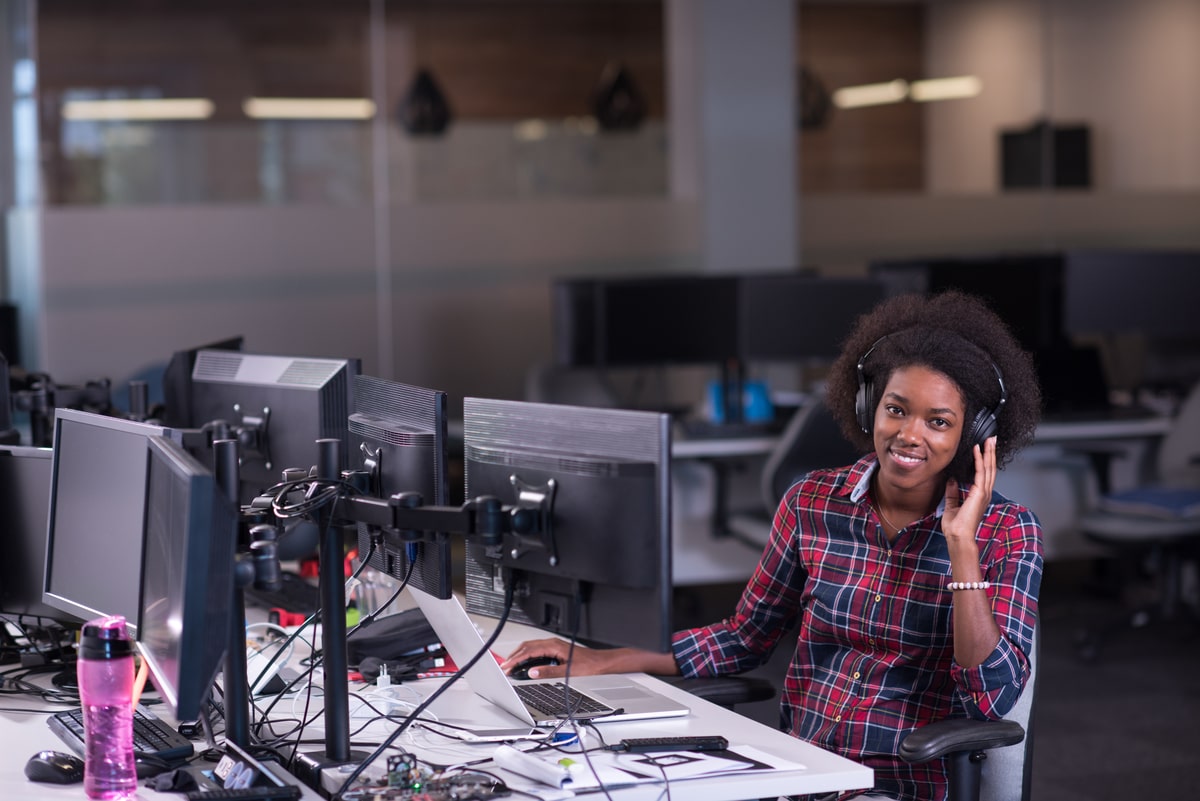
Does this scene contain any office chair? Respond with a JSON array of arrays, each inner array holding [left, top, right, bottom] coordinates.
[[1073, 379, 1200, 660], [899, 622, 1039, 801], [725, 397, 863, 547], [663, 674, 777, 711]]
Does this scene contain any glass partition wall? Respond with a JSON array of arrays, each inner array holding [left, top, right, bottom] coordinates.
[[4, 0, 1199, 405]]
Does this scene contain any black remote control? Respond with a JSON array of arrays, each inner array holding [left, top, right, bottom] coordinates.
[[614, 735, 729, 753]]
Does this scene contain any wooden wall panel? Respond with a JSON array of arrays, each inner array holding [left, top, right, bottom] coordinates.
[[797, 3, 925, 192]]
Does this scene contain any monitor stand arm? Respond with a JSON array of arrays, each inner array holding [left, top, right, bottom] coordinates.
[[278, 437, 554, 791]]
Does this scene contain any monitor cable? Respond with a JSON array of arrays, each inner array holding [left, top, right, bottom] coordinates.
[[330, 580, 517, 800], [250, 538, 384, 755]]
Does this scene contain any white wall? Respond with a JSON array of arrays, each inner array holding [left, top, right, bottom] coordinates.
[[36, 200, 700, 409], [24, 0, 1200, 413], [926, 0, 1200, 193]]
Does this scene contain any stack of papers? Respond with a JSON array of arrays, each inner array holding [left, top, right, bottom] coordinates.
[[492, 742, 806, 798]]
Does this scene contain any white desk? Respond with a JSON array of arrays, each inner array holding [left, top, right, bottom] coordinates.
[[0, 609, 873, 801], [671, 435, 778, 460], [0, 700, 326, 801], [670, 431, 780, 585], [310, 608, 872, 800]]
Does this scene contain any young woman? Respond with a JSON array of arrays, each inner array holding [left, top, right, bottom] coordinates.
[[502, 290, 1044, 801]]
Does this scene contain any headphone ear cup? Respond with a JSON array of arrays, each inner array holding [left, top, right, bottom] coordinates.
[[968, 408, 998, 448], [855, 379, 874, 434]]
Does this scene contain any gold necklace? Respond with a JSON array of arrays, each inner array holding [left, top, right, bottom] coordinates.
[[871, 476, 903, 533], [875, 501, 902, 533]]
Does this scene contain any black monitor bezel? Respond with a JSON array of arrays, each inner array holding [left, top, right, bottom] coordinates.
[[42, 409, 180, 634], [136, 435, 237, 723]]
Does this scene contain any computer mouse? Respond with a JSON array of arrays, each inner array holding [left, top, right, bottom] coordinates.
[[24, 750, 85, 784], [135, 754, 175, 779], [509, 656, 561, 681]]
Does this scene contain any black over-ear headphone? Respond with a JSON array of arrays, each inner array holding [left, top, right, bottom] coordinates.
[[854, 333, 1007, 448]]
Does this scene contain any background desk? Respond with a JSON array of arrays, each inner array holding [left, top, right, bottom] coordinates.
[[671, 431, 778, 586], [1000, 411, 1173, 562], [671, 409, 1176, 572]]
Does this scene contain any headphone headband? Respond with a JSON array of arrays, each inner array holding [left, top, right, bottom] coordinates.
[[854, 331, 1006, 447]]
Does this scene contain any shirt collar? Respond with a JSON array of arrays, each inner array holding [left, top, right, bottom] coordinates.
[[845, 453, 948, 518]]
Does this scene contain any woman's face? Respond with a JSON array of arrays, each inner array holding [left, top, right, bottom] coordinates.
[[872, 364, 966, 496]]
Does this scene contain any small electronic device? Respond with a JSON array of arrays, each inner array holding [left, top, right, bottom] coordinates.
[[612, 735, 730, 753], [185, 740, 301, 801]]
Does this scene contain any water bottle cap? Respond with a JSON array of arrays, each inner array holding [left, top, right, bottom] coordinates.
[[80, 615, 133, 660]]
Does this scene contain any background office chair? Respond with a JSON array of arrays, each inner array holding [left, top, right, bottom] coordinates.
[[1072, 379, 1200, 660], [726, 397, 863, 547], [899, 622, 1039, 801]]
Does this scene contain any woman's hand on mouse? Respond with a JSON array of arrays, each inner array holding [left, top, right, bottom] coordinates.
[[501, 640, 680, 680]]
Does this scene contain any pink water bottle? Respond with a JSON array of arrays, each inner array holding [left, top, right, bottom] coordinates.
[[77, 615, 137, 800]]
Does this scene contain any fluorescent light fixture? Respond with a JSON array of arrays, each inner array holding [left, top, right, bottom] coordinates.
[[242, 97, 376, 120], [62, 98, 214, 121], [910, 75, 982, 102], [832, 79, 908, 110]]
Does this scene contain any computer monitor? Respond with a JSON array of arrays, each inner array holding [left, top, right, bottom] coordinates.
[[42, 409, 180, 634], [186, 349, 360, 504], [869, 253, 1068, 354], [160, 335, 244, 429], [137, 436, 237, 722], [1064, 249, 1200, 340], [348, 374, 452, 599], [1, 351, 19, 445], [552, 275, 741, 368], [0, 445, 64, 621], [461, 398, 673, 652], [738, 275, 887, 362]]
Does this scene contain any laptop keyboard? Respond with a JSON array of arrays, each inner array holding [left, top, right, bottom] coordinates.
[[48, 704, 196, 763], [514, 682, 614, 718]]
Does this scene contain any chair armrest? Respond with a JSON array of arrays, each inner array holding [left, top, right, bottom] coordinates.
[[898, 719, 1025, 763], [662, 676, 776, 709]]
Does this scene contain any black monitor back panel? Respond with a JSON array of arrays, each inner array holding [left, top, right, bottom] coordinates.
[[0, 445, 62, 620]]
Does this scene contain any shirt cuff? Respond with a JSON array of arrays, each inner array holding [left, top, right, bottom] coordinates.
[[950, 634, 1028, 716]]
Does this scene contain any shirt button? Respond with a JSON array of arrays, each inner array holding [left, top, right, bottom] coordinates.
[[874, 594, 882, 602], [869, 638, 876, 646], [853, 671, 861, 679], [834, 715, 842, 723]]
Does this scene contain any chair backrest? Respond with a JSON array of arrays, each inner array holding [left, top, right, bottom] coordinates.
[[1158, 379, 1200, 486], [980, 621, 1039, 801], [760, 398, 862, 512]]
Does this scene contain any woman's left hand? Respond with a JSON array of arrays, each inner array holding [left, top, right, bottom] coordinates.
[[942, 435, 997, 551]]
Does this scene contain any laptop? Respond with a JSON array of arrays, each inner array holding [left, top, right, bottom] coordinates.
[[408, 587, 690, 728]]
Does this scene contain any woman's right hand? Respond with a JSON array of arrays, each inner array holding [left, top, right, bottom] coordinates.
[[500, 639, 678, 681]]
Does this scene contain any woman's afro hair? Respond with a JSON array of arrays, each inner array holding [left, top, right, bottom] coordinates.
[[824, 290, 1042, 483]]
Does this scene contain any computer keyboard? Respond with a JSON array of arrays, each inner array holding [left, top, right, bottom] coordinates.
[[515, 682, 614, 718], [48, 704, 196, 763]]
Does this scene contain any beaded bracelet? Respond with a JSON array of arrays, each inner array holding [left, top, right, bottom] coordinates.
[[947, 581, 991, 591]]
